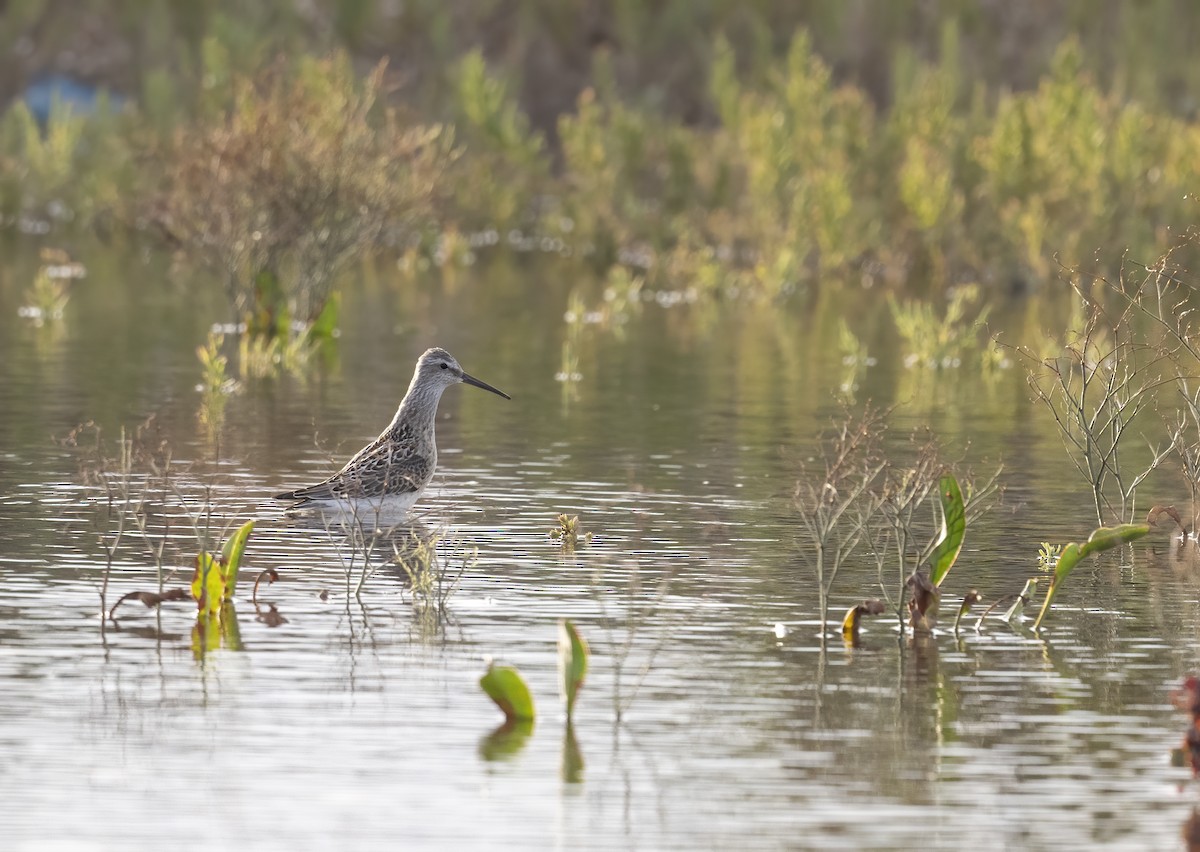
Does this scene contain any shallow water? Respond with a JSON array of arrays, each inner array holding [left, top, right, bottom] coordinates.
[[2, 243, 1199, 850]]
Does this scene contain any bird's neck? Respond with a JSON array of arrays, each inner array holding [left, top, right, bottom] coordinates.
[[388, 380, 444, 434]]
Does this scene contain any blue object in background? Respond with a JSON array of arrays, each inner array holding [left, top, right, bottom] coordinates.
[[20, 74, 125, 124]]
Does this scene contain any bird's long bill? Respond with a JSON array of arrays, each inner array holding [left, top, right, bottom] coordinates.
[[461, 371, 511, 400]]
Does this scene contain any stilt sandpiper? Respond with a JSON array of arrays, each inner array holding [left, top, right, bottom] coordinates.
[[275, 347, 510, 513]]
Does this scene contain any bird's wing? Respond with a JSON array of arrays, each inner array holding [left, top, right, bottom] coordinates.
[[275, 435, 428, 503]]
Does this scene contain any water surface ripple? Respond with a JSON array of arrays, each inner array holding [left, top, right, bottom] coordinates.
[[0, 252, 1197, 850]]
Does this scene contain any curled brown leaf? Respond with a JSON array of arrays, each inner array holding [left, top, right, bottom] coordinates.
[[108, 587, 191, 622], [906, 571, 940, 631], [252, 568, 281, 605], [1147, 504, 1184, 530]]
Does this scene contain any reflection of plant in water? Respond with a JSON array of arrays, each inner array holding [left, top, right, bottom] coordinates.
[[314, 503, 471, 632], [595, 265, 645, 334], [557, 338, 582, 385], [889, 283, 990, 369], [556, 291, 586, 407], [590, 561, 676, 723], [195, 331, 240, 436], [18, 248, 85, 327], [836, 318, 876, 400], [393, 527, 472, 628], [237, 330, 318, 380], [20, 267, 69, 325], [322, 512, 391, 599], [556, 271, 644, 399]]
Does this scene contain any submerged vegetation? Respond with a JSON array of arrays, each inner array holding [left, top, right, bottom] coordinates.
[[794, 405, 1170, 636], [794, 409, 1001, 637], [549, 513, 592, 550]]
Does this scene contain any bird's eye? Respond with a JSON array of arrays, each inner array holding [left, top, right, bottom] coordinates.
[[439, 363, 448, 370]]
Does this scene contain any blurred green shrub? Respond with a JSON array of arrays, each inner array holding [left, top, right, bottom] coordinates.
[[0, 96, 131, 226], [3, 6, 1200, 305], [144, 50, 454, 336]]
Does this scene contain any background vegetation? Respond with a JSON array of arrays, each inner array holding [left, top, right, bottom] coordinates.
[[3, 0, 1200, 316]]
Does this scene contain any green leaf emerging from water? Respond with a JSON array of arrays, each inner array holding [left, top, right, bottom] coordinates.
[[558, 619, 589, 718], [929, 474, 965, 587], [1033, 524, 1150, 629], [219, 520, 255, 599], [191, 551, 225, 617], [953, 590, 980, 633], [480, 663, 535, 723]]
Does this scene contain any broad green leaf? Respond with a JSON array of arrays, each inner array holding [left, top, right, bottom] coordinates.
[[191, 551, 226, 617], [1034, 524, 1150, 629], [557, 619, 589, 718], [219, 520, 256, 598], [1078, 523, 1150, 559], [480, 664, 535, 722], [1051, 541, 1085, 586], [929, 475, 966, 587]]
